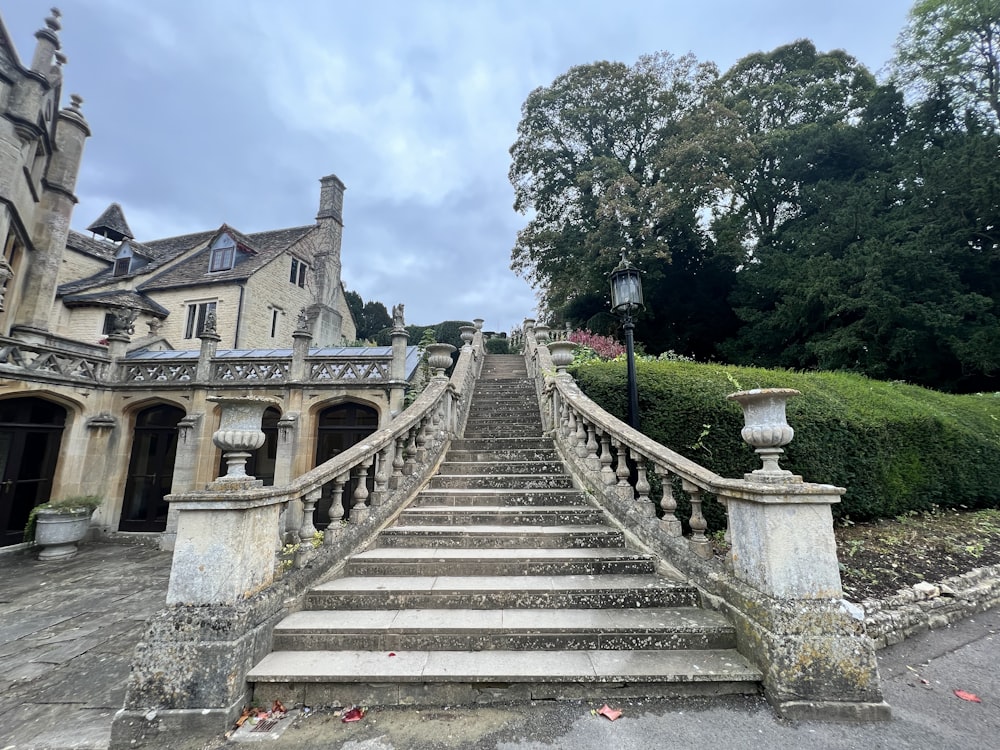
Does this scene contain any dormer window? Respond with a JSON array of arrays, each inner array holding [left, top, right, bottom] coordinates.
[[209, 233, 236, 272], [113, 242, 134, 277]]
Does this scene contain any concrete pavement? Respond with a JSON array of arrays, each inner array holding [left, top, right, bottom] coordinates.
[[1, 541, 997, 749]]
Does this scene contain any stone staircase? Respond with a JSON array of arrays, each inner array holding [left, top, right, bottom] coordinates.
[[248, 354, 761, 707]]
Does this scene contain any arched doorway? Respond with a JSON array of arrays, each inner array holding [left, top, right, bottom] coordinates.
[[0, 397, 66, 546], [314, 402, 378, 527], [217, 407, 280, 485], [119, 404, 185, 532]]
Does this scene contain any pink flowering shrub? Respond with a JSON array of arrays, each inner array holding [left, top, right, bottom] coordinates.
[[567, 329, 625, 361]]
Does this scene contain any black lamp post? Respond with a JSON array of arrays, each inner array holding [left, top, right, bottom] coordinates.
[[609, 251, 644, 430]]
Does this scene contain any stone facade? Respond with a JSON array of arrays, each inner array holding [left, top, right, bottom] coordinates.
[[0, 11, 406, 551]]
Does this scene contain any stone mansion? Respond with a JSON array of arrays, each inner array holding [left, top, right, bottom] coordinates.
[[0, 10, 417, 549]]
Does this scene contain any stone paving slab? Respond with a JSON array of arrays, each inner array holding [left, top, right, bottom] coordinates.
[[0, 542, 172, 750]]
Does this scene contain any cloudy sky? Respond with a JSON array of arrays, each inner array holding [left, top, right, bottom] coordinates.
[[6, 0, 914, 333]]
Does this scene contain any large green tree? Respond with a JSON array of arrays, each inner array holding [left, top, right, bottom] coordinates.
[[509, 53, 739, 357], [893, 0, 1000, 129], [706, 40, 877, 255]]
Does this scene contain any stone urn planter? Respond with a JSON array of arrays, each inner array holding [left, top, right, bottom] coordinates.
[[726, 388, 800, 478], [29, 495, 102, 561], [208, 396, 281, 480], [425, 343, 456, 378], [459, 325, 477, 348], [547, 341, 577, 373], [533, 324, 550, 344]]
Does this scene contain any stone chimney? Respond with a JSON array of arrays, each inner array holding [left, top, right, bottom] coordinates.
[[316, 174, 345, 224]]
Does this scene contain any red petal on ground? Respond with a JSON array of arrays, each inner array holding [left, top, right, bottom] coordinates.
[[954, 689, 982, 703], [596, 704, 623, 721]]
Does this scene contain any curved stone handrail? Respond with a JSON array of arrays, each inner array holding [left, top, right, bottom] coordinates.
[[520, 326, 887, 720]]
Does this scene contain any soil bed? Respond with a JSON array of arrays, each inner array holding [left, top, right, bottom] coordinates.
[[834, 508, 1000, 601]]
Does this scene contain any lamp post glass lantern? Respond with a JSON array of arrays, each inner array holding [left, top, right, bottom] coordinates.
[[609, 252, 643, 430]]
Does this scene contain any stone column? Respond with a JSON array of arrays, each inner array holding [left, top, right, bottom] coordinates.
[[389, 322, 409, 415]]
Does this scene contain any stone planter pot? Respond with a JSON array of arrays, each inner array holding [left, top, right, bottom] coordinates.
[[533, 325, 550, 344], [473, 318, 484, 331], [727, 388, 800, 476], [547, 341, 577, 372], [459, 325, 477, 348], [35, 508, 93, 561], [426, 343, 456, 378], [209, 396, 281, 480]]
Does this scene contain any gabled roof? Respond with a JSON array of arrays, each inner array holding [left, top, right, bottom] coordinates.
[[66, 230, 117, 262], [138, 225, 314, 291], [58, 223, 315, 297], [86, 203, 134, 241]]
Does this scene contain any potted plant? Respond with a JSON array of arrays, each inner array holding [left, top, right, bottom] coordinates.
[[25, 495, 102, 560]]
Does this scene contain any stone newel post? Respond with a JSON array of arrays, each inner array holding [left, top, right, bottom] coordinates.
[[389, 304, 409, 414]]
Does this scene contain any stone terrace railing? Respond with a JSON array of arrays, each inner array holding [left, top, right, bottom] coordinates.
[[0, 332, 411, 387], [113, 331, 484, 746], [521, 327, 889, 721]]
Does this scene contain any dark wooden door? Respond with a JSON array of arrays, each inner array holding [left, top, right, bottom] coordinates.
[[0, 398, 66, 546], [119, 404, 184, 532], [314, 402, 378, 526]]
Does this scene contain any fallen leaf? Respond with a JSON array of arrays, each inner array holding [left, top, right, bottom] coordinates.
[[954, 690, 982, 703], [595, 704, 623, 721], [388, 652, 397, 657], [342, 706, 366, 722]]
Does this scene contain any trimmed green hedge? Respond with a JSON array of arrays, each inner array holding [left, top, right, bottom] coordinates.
[[571, 360, 1000, 522]]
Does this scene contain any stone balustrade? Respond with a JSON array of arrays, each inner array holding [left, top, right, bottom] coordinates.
[[522, 328, 889, 722], [113, 330, 484, 744]]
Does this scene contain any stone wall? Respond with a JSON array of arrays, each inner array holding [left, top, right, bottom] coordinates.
[[240, 254, 314, 347], [862, 563, 1000, 649]]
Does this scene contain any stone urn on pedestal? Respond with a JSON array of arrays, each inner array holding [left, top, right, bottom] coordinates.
[[533, 324, 550, 344], [459, 325, 477, 349], [546, 341, 577, 374], [726, 388, 801, 480], [425, 343, 456, 378], [208, 396, 282, 483]]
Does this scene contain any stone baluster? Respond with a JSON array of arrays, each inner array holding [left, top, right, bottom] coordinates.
[[655, 465, 682, 537], [299, 488, 320, 543], [404, 427, 418, 474], [415, 418, 428, 462], [585, 423, 600, 472], [683, 479, 712, 559], [599, 431, 616, 486], [324, 472, 348, 542], [562, 404, 573, 440], [613, 438, 632, 503], [373, 445, 391, 505], [391, 435, 406, 487], [351, 457, 373, 520], [635, 458, 653, 516], [574, 413, 588, 458]]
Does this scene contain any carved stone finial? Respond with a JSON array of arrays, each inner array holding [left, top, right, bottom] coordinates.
[[147, 318, 163, 335], [392, 303, 405, 329], [69, 94, 83, 112], [202, 310, 217, 335], [296, 308, 311, 331], [46, 9, 62, 32]]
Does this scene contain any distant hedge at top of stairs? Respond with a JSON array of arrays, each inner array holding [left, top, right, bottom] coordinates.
[[571, 360, 1000, 523]]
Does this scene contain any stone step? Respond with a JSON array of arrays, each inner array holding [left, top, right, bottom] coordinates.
[[464, 412, 541, 422], [376, 525, 623, 549], [427, 474, 575, 490], [270, 607, 736, 651], [398, 506, 604, 526], [464, 420, 544, 432], [411, 489, 588, 507], [438, 460, 566, 476], [343, 547, 657, 576], [248, 649, 762, 708], [303, 574, 699, 610], [450, 437, 554, 452], [445, 448, 560, 463], [462, 429, 547, 440]]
